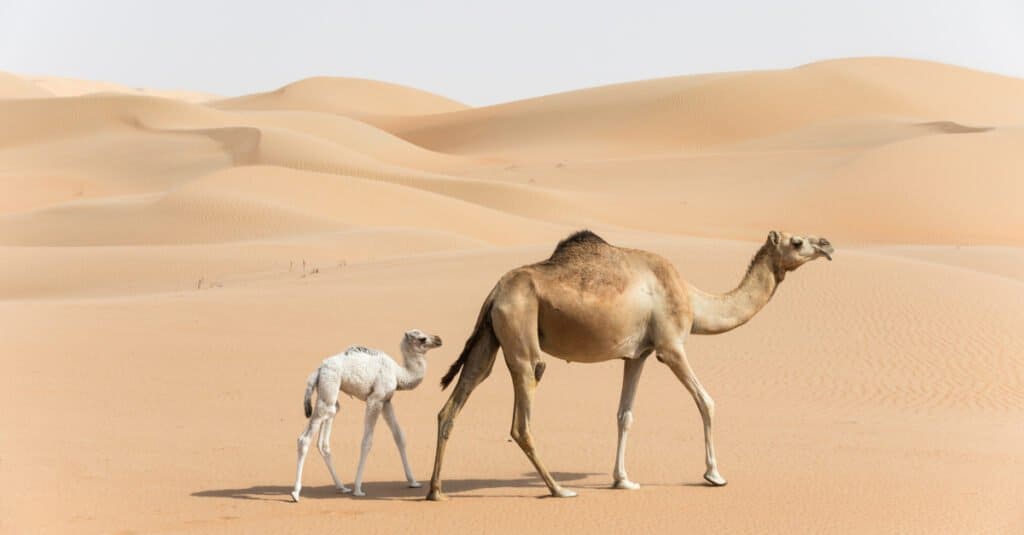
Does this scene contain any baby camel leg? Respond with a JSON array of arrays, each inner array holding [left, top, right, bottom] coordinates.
[[613, 354, 649, 489], [659, 344, 727, 486], [352, 398, 384, 496], [292, 406, 328, 502], [382, 401, 420, 488], [317, 403, 352, 494]]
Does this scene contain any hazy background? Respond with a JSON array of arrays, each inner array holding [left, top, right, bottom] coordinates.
[[1, 0, 1022, 104]]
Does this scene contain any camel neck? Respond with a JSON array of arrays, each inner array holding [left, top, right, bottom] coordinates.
[[689, 243, 781, 335], [396, 347, 427, 391]]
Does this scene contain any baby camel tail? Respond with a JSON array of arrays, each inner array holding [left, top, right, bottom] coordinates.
[[303, 369, 319, 418], [427, 230, 833, 500]]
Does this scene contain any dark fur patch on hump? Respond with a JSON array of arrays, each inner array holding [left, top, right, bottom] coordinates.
[[547, 230, 609, 261], [539, 230, 628, 295], [345, 346, 380, 357]]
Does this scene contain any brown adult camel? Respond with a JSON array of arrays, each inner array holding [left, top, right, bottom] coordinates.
[[427, 230, 833, 500]]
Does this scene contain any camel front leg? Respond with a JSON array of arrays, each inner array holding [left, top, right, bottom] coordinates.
[[613, 354, 649, 489], [353, 399, 384, 497], [382, 401, 420, 488], [659, 344, 727, 486]]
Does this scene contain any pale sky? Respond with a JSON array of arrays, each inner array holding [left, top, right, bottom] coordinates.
[[1, 0, 1022, 105]]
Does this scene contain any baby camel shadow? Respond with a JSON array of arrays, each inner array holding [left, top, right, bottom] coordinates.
[[192, 472, 598, 503]]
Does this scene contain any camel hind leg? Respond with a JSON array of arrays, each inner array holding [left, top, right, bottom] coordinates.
[[506, 355, 575, 497], [493, 294, 575, 498], [292, 401, 330, 502], [292, 367, 348, 502], [427, 328, 499, 501], [316, 400, 351, 494]]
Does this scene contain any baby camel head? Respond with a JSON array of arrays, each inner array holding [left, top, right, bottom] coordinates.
[[402, 329, 443, 353], [766, 230, 834, 272]]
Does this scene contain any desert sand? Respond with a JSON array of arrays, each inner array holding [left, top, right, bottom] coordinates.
[[1, 57, 1022, 534]]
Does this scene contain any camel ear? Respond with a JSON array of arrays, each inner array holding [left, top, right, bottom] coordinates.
[[768, 231, 780, 246]]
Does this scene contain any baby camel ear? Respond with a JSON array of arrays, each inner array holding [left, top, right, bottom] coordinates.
[[767, 230, 780, 246]]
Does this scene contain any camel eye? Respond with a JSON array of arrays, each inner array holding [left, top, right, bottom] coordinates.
[[417, 336, 427, 343], [791, 238, 803, 247]]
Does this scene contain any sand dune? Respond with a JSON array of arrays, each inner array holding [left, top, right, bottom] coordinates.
[[0, 93, 226, 145], [27, 73, 218, 102], [221, 109, 467, 170], [0, 70, 217, 101], [0, 71, 53, 98], [379, 58, 1024, 159], [0, 228, 488, 299], [214, 76, 468, 117], [866, 245, 1024, 282], [0, 166, 567, 247], [2, 58, 1023, 534]]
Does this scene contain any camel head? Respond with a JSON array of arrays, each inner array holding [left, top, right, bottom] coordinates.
[[403, 329, 443, 353], [767, 230, 833, 272]]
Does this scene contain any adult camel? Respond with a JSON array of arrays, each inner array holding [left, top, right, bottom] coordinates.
[[427, 230, 833, 500]]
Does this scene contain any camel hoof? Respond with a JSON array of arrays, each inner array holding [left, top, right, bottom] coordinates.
[[426, 489, 448, 501], [704, 471, 728, 487], [408, 481, 423, 488], [337, 486, 353, 494], [352, 488, 366, 497], [290, 491, 300, 502], [552, 487, 578, 498], [613, 479, 640, 490]]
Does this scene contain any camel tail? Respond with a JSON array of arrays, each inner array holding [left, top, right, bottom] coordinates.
[[441, 285, 499, 390], [303, 368, 320, 418]]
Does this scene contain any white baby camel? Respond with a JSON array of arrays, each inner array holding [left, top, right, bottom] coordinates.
[[291, 329, 443, 501]]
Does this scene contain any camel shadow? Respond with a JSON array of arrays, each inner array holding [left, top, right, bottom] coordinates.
[[192, 472, 599, 502]]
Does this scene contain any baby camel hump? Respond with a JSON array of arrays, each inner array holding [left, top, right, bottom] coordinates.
[[321, 347, 395, 401]]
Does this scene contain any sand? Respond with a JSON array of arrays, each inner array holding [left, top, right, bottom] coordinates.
[[1, 57, 1022, 534]]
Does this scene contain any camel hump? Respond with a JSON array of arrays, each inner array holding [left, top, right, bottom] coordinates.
[[548, 230, 610, 260]]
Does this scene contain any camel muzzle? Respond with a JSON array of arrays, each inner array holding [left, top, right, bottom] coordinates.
[[815, 238, 833, 261]]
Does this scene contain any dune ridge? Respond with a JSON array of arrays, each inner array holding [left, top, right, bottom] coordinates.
[[2, 58, 1023, 534], [213, 76, 468, 117], [0, 71, 53, 98]]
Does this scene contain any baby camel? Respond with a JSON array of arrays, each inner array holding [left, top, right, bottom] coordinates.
[[291, 329, 442, 502]]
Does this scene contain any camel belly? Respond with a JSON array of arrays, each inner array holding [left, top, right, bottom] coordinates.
[[536, 289, 652, 363]]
